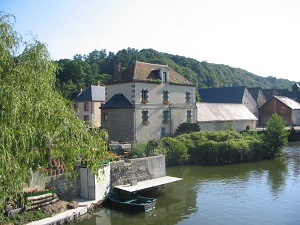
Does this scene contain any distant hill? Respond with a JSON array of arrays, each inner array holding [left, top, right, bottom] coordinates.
[[56, 48, 295, 99]]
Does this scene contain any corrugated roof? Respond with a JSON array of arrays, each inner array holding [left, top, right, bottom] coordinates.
[[74, 85, 105, 101], [101, 94, 134, 108], [111, 61, 194, 86], [197, 86, 246, 103], [197, 103, 257, 122], [274, 96, 300, 109]]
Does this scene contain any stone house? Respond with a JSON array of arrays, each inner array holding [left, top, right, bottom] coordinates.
[[73, 82, 105, 127], [101, 61, 197, 143], [259, 95, 300, 126]]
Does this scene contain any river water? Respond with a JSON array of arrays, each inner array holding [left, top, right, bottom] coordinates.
[[75, 143, 300, 225]]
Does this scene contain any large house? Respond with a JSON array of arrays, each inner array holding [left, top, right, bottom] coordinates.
[[73, 83, 105, 127], [197, 103, 257, 131], [197, 86, 258, 120], [101, 61, 197, 143], [259, 96, 300, 126]]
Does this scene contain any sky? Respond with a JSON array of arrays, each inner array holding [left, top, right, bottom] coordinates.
[[1, 0, 300, 82]]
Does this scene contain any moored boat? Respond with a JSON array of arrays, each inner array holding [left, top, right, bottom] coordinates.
[[108, 195, 156, 212]]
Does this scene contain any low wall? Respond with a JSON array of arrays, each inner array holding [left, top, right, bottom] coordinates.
[[110, 155, 165, 187], [29, 171, 80, 201]]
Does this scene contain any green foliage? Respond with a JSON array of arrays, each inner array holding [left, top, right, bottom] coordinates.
[[174, 123, 201, 136], [263, 113, 289, 158], [0, 210, 51, 225], [152, 130, 264, 166], [156, 137, 190, 165], [55, 47, 294, 98], [0, 13, 108, 213], [129, 142, 147, 158], [221, 121, 235, 131]]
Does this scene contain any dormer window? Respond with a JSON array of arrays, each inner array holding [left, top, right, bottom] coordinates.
[[163, 72, 168, 83], [159, 68, 169, 83]]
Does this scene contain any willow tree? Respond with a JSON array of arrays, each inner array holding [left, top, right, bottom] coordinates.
[[0, 13, 109, 211]]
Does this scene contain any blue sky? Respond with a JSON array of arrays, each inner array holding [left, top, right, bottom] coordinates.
[[1, 0, 300, 81]]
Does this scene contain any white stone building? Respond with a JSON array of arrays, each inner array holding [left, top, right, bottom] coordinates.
[[101, 61, 197, 143]]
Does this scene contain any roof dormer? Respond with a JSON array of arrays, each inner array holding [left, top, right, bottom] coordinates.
[[159, 68, 169, 83]]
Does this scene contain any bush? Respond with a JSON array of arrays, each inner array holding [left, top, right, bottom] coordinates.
[[157, 137, 190, 165], [151, 130, 265, 166]]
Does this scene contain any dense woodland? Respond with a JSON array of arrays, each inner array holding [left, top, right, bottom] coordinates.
[[55, 48, 294, 99]]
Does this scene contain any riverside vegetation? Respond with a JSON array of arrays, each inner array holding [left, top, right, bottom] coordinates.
[[150, 114, 290, 166]]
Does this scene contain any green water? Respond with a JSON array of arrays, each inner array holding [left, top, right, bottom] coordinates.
[[75, 143, 300, 225]]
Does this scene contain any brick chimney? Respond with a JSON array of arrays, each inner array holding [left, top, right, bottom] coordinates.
[[114, 62, 121, 81]]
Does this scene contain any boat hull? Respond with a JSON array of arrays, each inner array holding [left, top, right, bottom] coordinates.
[[108, 195, 156, 212]]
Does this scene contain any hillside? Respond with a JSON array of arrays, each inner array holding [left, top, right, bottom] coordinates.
[[56, 48, 294, 98]]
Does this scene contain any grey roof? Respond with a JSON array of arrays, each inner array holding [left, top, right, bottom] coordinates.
[[197, 86, 246, 103], [274, 96, 300, 109], [101, 94, 134, 108], [248, 87, 261, 100], [197, 103, 257, 122], [74, 85, 105, 102]]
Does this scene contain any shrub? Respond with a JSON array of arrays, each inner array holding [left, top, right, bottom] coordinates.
[[158, 137, 190, 165]]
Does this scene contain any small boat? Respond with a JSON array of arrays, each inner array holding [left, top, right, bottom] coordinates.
[[108, 195, 156, 212]]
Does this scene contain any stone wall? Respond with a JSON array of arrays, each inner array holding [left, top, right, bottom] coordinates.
[[29, 171, 80, 201], [110, 155, 165, 187], [46, 175, 80, 201]]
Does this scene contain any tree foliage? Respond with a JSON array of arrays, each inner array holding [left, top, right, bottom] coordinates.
[[56, 48, 294, 98], [0, 13, 108, 212], [263, 113, 289, 158]]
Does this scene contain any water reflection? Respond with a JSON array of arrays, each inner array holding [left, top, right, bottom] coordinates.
[[75, 144, 300, 225]]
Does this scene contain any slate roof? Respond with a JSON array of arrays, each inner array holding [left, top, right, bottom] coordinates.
[[73, 85, 105, 102], [110, 61, 194, 86], [274, 96, 300, 110], [197, 86, 246, 103], [248, 87, 261, 100], [101, 94, 134, 108], [197, 103, 257, 122]]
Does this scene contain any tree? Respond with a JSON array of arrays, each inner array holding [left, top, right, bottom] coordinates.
[[0, 13, 108, 212], [263, 113, 289, 158]]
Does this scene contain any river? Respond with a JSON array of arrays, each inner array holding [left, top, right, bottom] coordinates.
[[74, 143, 300, 225]]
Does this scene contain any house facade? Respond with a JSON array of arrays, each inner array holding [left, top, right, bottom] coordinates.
[[197, 103, 257, 131], [73, 83, 105, 127], [101, 61, 197, 143], [259, 96, 300, 126]]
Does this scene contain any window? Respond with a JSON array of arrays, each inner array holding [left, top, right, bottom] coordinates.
[[162, 90, 169, 104], [103, 113, 108, 121], [141, 89, 149, 103], [84, 102, 89, 111], [187, 110, 192, 123], [162, 72, 168, 83], [73, 103, 78, 111], [142, 111, 149, 125], [185, 92, 191, 103], [84, 115, 89, 123], [163, 110, 169, 123]]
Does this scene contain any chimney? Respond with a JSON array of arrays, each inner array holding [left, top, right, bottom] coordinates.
[[96, 80, 100, 86], [114, 62, 121, 81]]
